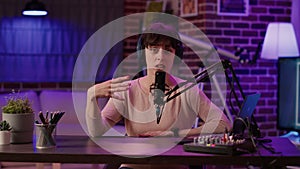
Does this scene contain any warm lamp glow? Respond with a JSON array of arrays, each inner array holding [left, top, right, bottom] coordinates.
[[261, 22, 299, 60]]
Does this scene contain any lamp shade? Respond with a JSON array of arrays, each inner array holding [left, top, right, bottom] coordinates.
[[22, 0, 48, 16], [261, 22, 299, 60]]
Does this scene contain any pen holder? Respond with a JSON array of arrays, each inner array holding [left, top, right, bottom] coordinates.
[[35, 123, 56, 149]]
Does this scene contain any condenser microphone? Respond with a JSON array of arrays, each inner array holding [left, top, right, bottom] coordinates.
[[150, 71, 166, 124]]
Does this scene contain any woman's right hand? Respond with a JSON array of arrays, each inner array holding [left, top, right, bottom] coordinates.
[[88, 76, 131, 100]]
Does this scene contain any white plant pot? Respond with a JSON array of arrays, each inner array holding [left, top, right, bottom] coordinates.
[[2, 113, 34, 144], [0, 131, 11, 145]]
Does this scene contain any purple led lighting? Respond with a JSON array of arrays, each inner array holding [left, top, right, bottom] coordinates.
[[22, 0, 48, 16]]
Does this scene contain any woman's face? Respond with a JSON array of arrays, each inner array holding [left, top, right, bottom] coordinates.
[[145, 40, 175, 74]]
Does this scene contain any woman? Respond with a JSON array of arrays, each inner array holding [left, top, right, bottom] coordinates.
[[86, 22, 232, 169]]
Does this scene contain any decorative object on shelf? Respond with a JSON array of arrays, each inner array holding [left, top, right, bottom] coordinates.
[[143, 1, 166, 31], [0, 120, 12, 145], [217, 0, 249, 16], [180, 0, 198, 17], [261, 22, 299, 60], [1, 90, 35, 144]]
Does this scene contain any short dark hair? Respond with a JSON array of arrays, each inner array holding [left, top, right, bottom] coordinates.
[[140, 22, 182, 52]]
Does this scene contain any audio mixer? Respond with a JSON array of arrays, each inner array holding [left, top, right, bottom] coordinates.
[[183, 134, 256, 155]]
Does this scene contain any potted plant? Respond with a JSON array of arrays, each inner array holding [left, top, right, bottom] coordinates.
[[0, 120, 12, 145], [2, 91, 35, 144]]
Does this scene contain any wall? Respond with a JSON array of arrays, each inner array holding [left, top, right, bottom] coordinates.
[[0, 0, 124, 92], [123, 0, 294, 137]]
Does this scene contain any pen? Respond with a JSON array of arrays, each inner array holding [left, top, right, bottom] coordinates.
[[50, 111, 65, 124], [50, 112, 53, 122], [39, 111, 47, 124], [55, 111, 65, 124], [46, 111, 49, 123]]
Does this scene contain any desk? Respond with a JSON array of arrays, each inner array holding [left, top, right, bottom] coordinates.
[[0, 136, 299, 168]]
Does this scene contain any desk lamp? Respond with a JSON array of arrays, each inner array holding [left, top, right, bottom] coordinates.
[[261, 22, 299, 59]]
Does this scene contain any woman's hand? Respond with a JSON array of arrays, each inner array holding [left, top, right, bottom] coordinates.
[[89, 76, 131, 100]]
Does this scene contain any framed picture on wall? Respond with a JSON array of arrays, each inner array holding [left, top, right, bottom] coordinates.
[[180, 0, 198, 17], [217, 0, 249, 16]]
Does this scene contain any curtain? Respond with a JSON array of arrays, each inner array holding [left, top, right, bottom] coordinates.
[[0, 0, 124, 82]]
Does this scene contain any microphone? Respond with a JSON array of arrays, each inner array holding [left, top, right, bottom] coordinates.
[[150, 71, 166, 124]]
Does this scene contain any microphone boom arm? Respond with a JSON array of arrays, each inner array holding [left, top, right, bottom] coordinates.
[[165, 61, 224, 103], [179, 33, 240, 60]]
